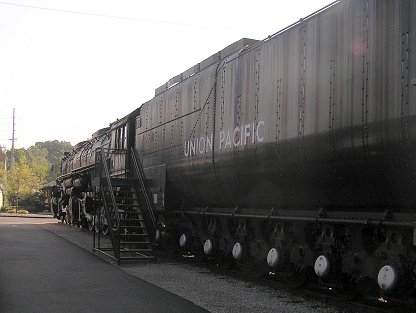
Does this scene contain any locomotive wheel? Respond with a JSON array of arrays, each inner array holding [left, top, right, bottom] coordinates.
[[88, 220, 94, 231], [80, 218, 87, 228], [216, 252, 234, 270], [356, 276, 378, 297], [247, 257, 269, 279], [288, 266, 315, 289], [101, 224, 109, 236], [94, 217, 100, 234], [65, 214, 70, 225]]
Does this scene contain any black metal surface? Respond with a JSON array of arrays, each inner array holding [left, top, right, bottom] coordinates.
[[135, 0, 416, 216]]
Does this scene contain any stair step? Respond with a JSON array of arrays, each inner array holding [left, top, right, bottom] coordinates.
[[119, 248, 153, 253], [119, 207, 141, 210], [118, 210, 142, 217], [115, 197, 136, 200], [119, 256, 155, 260], [119, 236, 149, 239], [116, 204, 140, 207], [120, 241, 151, 245], [120, 218, 144, 222], [117, 209, 141, 213], [121, 225, 145, 228], [115, 199, 137, 203], [117, 210, 141, 214], [120, 224, 145, 228], [108, 178, 139, 186]]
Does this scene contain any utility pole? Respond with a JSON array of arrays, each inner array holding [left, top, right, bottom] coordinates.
[[9, 108, 16, 171]]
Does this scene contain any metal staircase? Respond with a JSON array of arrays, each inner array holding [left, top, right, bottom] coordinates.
[[93, 148, 155, 263]]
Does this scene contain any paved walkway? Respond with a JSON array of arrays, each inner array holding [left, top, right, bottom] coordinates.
[[0, 217, 208, 313]]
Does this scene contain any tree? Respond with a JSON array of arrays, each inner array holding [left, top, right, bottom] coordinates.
[[2, 140, 73, 211], [26, 145, 50, 182], [5, 156, 39, 211], [33, 141, 72, 181], [0, 163, 5, 209]]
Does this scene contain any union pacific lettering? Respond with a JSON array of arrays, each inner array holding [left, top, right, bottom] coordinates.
[[183, 134, 213, 157], [184, 121, 265, 157]]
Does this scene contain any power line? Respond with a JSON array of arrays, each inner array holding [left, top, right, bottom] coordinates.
[[0, 1, 239, 31]]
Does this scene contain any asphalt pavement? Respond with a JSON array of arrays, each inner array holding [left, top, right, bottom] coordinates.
[[0, 216, 208, 313]]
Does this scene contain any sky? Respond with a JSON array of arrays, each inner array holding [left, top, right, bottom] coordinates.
[[0, 0, 335, 149]]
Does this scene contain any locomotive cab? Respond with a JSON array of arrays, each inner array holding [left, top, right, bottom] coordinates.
[[107, 107, 141, 178], [108, 118, 128, 177]]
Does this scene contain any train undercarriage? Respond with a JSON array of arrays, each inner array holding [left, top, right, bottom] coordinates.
[[157, 208, 416, 303], [50, 164, 416, 309]]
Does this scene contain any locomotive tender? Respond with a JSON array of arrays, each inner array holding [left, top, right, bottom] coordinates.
[[57, 0, 416, 298]]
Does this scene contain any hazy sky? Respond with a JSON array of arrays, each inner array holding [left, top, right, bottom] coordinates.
[[0, 0, 335, 149]]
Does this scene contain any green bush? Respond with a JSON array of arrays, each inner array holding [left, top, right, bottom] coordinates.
[[18, 192, 46, 212]]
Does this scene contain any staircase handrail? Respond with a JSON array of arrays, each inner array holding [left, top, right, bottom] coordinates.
[[130, 147, 156, 228], [99, 183, 120, 261], [98, 147, 120, 231]]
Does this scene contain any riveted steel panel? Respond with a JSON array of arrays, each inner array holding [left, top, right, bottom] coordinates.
[[167, 74, 182, 89], [182, 63, 200, 80], [200, 51, 221, 70], [155, 83, 167, 96], [220, 38, 259, 59], [135, 0, 416, 213]]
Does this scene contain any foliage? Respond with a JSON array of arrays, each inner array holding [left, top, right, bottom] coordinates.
[[0, 166, 5, 199], [19, 191, 46, 212], [26, 145, 50, 182], [17, 209, 29, 214], [2, 140, 72, 211], [0, 150, 5, 194], [5, 156, 39, 207], [33, 141, 72, 182]]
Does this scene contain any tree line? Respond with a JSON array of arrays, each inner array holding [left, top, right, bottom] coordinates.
[[0, 140, 72, 212]]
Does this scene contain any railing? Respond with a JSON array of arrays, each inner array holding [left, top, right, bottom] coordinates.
[[97, 148, 121, 231], [130, 147, 156, 228], [93, 147, 125, 261]]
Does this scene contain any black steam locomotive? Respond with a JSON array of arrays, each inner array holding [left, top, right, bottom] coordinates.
[[54, 0, 416, 299]]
